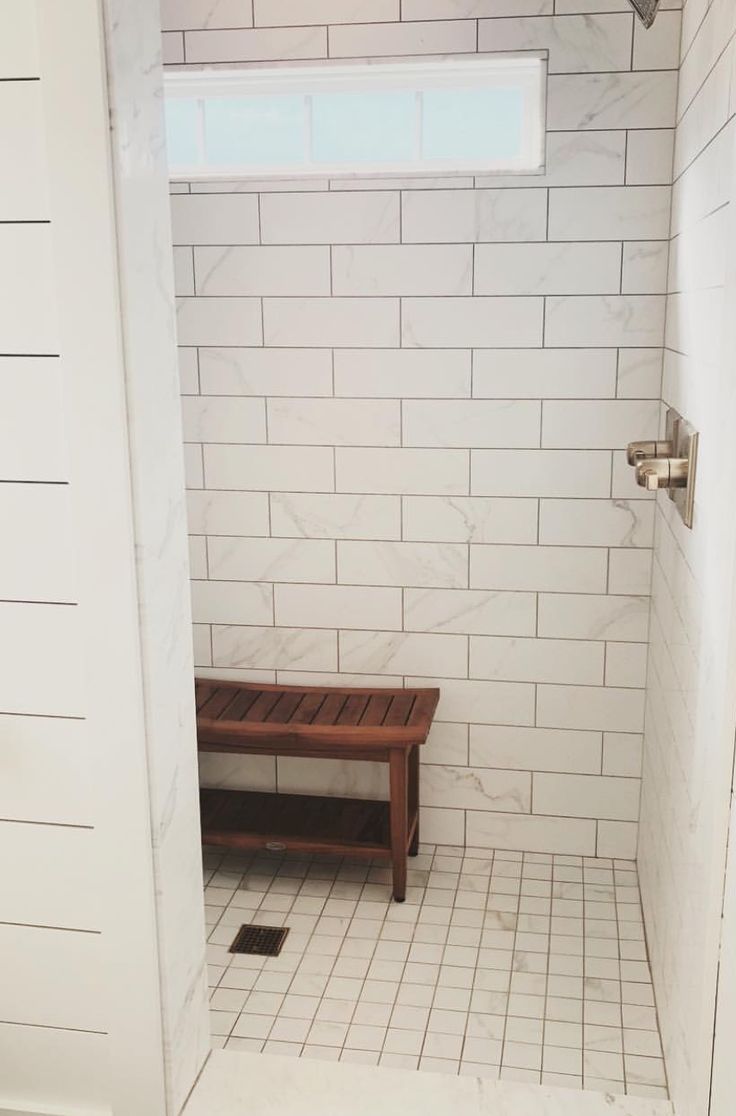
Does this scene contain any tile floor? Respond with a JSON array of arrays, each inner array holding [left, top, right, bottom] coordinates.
[[204, 843, 668, 1100]]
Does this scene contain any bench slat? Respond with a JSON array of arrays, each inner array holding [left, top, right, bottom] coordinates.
[[289, 691, 327, 724], [383, 693, 416, 727], [312, 692, 348, 725], [337, 693, 370, 725], [241, 690, 282, 721], [198, 686, 239, 720], [360, 693, 393, 726], [221, 688, 263, 722], [266, 690, 305, 723]]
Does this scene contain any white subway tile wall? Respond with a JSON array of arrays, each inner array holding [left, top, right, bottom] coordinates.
[[637, 5, 736, 1116], [165, 2, 680, 858]]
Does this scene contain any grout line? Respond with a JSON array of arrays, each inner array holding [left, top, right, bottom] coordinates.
[[615, 854, 628, 1094]]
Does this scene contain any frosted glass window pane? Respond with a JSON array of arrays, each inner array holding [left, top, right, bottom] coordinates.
[[205, 95, 305, 165], [312, 91, 415, 164], [422, 88, 524, 161], [164, 58, 545, 177], [165, 98, 200, 166]]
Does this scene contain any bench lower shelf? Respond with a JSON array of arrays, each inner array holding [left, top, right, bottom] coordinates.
[[200, 787, 417, 862]]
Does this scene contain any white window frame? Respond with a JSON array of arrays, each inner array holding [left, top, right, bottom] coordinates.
[[164, 54, 546, 181]]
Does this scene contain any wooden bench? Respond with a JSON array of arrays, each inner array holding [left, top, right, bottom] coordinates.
[[196, 680, 440, 902]]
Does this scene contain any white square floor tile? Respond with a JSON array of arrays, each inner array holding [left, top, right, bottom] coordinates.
[[202, 844, 667, 1100]]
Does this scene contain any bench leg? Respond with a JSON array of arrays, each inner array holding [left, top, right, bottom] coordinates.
[[389, 748, 408, 902], [408, 743, 419, 856]]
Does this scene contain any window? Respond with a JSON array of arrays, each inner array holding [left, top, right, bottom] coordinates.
[[164, 56, 546, 180]]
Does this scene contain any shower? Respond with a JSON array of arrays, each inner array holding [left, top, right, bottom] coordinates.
[[628, 0, 660, 27]]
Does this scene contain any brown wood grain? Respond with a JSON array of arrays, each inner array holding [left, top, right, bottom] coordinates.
[[195, 678, 439, 901]]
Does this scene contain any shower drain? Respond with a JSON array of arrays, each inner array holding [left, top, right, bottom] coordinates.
[[229, 923, 289, 957]]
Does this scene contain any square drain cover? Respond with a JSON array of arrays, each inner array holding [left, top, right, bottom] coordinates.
[[229, 923, 289, 957]]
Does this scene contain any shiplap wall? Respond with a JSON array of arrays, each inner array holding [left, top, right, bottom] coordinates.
[[0, 7, 113, 1106], [0, 1, 206, 1111], [164, 0, 682, 858], [637, 2, 736, 1115]]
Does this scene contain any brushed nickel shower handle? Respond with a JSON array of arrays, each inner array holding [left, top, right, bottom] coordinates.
[[626, 439, 673, 466], [627, 409, 698, 528], [634, 457, 689, 491]]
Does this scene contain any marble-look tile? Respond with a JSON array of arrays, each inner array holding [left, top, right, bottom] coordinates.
[[212, 624, 338, 672], [402, 1, 553, 17], [170, 193, 259, 245], [187, 490, 270, 537], [336, 450, 469, 497], [547, 72, 677, 131], [617, 350, 663, 400], [333, 349, 471, 399], [470, 725, 602, 776], [470, 545, 608, 594], [470, 635, 604, 686], [550, 187, 671, 243], [403, 497, 537, 546], [328, 18, 477, 58], [199, 348, 333, 397], [161, 0, 254, 31], [401, 189, 547, 243], [275, 584, 402, 631], [195, 246, 330, 296], [339, 630, 468, 678], [541, 400, 660, 450], [622, 243, 670, 296], [478, 130, 626, 190], [401, 297, 543, 349], [471, 450, 611, 498], [404, 588, 537, 636], [478, 14, 633, 74], [405, 676, 535, 727], [466, 813, 596, 857], [402, 400, 541, 448], [537, 685, 645, 733], [474, 242, 621, 296], [260, 191, 400, 245], [539, 500, 654, 548], [545, 296, 666, 349], [191, 580, 273, 626], [534, 773, 641, 822], [184, 25, 328, 64], [271, 493, 401, 541], [332, 245, 472, 296], [420, 765, 531, 813], [537, 593, 650, 642], [268, 399, 401, 447], [254, 0, 399, 26], [208, 536, 336, 584], [472, 349, 617, 399], [264, 297, 399, 349]]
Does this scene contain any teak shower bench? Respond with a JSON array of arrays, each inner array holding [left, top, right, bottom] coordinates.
[[195, 679, 440, 901]]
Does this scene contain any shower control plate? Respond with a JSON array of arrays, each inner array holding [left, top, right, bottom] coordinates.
[[665, 407, 698, 528]]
